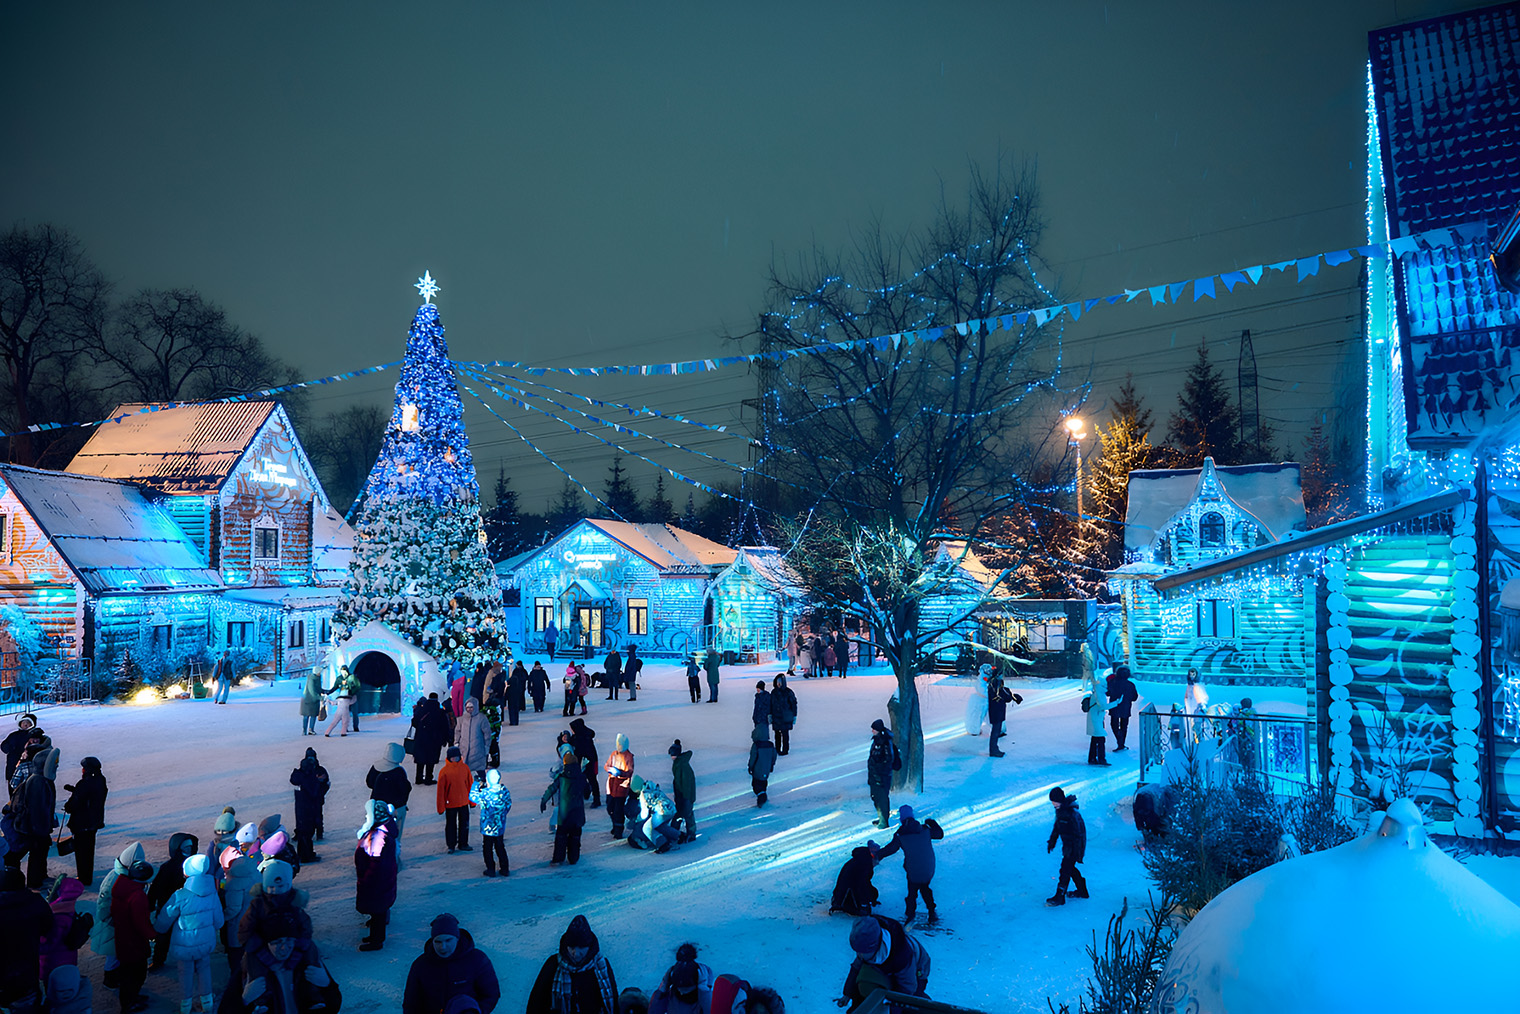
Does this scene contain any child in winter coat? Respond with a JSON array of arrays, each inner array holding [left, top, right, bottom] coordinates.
[[366, 744, 413, 840], [1084, 685, 1114, 767], [626, 777, 679, 853], [39, 875, 94, 980], [92, 841, 146, 986], [668, 741, 697, 843], [830, 844, 881, 916], [747, 725, 778, 808], [1045, 786, 1088, 906], [568, 719, 600, 809], [436, 747, 476, 854], [220, 829, 262, 980], [238, 860, 312, 962], [470, 769, 511, 877], [650, 943, 714, 1014], [354, 800, 399, 951], [148, 832, 201, 971], [540, 745, 588, 866], [684, 657, 702, 704], [875, 806, 944, 924], [604, 734, 634, 839], [289, 751, 329, 864], [561, 666, 579, 717], [112, 859, 156, 1014], [44, 964, 91, 1014], [153, 854, 224, 1014]]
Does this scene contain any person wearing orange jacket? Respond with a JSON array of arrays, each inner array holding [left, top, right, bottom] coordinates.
[[604, 734, 635, 840], [436, 747, 476, 855]]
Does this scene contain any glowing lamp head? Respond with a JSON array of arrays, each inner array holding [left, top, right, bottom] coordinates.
[[1064, 416, 1086, 440]]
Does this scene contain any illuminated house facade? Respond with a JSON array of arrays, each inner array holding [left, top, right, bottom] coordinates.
[[504, 519, 737, 658], [0, 401, 353, 683], [709, 547, 804, 662], [1107, 459, 1308, 685]]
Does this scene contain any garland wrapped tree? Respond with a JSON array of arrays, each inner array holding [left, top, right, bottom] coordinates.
[[332, 272, 508, 666]]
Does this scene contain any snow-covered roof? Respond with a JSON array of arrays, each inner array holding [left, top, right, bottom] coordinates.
[[1124, 459, 1305, 553], [933, 540, 1006, 595], [68, 401, 281, 494], [0, 465, 222, 595], [224, 585, 341, 609], [493, 548, 537, 581], [583, 519, 737, 572], [719, 547, 805, 597], [311, 509, 355, 586]]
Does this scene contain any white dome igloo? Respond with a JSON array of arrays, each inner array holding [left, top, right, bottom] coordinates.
[[1151, 799, 1520, 1013]]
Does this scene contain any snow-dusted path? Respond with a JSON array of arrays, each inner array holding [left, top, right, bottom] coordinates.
[[29, 663, 1520, 1013]]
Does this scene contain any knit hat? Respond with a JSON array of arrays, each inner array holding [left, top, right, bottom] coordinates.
[[81, 756, 101, 773], [430, 913, 461, 939], [260, 831, 288, 859], [756, 681, 766, 690], [1049, 786, 1066, 803], [128, 860, 155, 882], [181, 854, 211, 878], [849, 916, 886, 959], [384, 742, 406, 765], [214, 807, 238, 834], [615, 733, 629, 752], [257, 909, 304, 943], [235, 822, 259, 846], [871, 719, 886, 733], [261, 860, 293, 894], [668, 740, 682, 757], [672, 959, 700, 991], [899, 805, 914, 822], [1114, 664, 1132, 678], [257, 814, 283, 840], [447, 746, 461, 760], [628, 775, 644, 794], [558, 743, 576, 760]]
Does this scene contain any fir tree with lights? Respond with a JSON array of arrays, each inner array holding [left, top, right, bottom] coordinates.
[[332, 272, 508, 666]]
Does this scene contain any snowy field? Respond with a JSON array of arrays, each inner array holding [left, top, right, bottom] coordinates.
[[29, 662, 1520, 1013]]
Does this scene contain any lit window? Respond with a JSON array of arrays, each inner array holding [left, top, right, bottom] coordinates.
[[254, 526, 280, 561], [227, 621, 252, 647], [0, 514, 8, 561], [289, 620, 305, 649], [628, 598, 649, 636], [534, 598, 554, 631], [1199, 512, 1226, 548], [401, 404, 420, 432], [1197, 600, 1235, 639]]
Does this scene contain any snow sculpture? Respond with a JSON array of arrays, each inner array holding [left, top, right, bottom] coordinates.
[[1151, 798, 1520, 1013]]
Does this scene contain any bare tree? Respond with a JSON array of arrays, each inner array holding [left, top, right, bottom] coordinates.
[[307, 403, 388, 515], [0, 224, 110, 465], [760, 158, 1079, 791]]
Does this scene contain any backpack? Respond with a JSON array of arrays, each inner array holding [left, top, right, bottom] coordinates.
[[1081, 695, 1092, 713]]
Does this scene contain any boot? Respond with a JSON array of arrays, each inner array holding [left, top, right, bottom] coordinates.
[[181, 998, 194, 1014], [1045, 891, 1066, 907], [200, 995, 214, 1013]]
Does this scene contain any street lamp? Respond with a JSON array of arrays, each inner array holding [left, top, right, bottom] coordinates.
[[1065, 416, 1087, 530]]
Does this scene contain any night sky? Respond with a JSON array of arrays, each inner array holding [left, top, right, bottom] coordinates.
[[1, 1, 1476, 508]]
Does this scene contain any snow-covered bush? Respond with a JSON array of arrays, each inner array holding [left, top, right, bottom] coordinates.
[[1049, 897, 1176, 1014], [1280, 778, 1359, 855], [1141, 770, 1283, 915]]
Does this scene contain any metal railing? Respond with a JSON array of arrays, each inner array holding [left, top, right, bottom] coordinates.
[[1138, 702, 1315, 792], [0, 657, 97, 717]]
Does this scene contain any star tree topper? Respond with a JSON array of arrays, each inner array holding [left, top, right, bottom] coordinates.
[[416, 270, 440, 304]]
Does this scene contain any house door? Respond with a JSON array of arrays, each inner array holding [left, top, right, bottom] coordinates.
[[576, 606, 604, 649]]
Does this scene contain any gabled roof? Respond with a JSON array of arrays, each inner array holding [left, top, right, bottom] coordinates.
[[582, 519, 736, 572], [932, 540, 1006, 595], [68, 402, 281, 494], [719, 547, 805, 597], [0, 465, 222, 595], [1152, 488, 1468, 592], [1369, 3, 1520, 445], [1124, 460, 1305, 553]]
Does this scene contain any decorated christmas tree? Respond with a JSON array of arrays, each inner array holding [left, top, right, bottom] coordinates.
[[332, 272, 508, 666]]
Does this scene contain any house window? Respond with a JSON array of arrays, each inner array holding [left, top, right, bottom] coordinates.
[[1197, 600, 1235, 639], [227, 621, 252, 647], [0, 513, 8, 561], [151, 623, 173, 649], [534, 598, 554, 631], [628, 598, 649, 636], [254, 526, 280, 561], [320, 618, 331, 643], [288, 620, 305, 649], [1199, 512, 1226, 548]]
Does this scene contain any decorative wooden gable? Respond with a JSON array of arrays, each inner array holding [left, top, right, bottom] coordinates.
[[1143, 459, 1301, 570], [218, 406, 328, 588]]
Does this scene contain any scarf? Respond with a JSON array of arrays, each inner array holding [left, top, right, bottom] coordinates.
[[553, 951, 615, 1013]]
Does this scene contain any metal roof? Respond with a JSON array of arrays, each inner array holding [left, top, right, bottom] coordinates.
[[68, 402, 281, 494]]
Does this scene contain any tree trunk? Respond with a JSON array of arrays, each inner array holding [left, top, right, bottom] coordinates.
[[889, 667, 924, 793]]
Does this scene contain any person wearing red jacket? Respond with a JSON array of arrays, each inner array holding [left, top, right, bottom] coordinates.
[[111, 860, 156, 1013], [604, 734, 634, 840], [436, 748, 476, 855]]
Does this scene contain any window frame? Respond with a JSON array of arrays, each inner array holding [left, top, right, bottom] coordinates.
[[288, 619, 305, 649], [252, 519, 281, 562], [534, 598, 554, 632], [227, 621, 252, 648], [627, 597, 649, 636], [1199, 511, 1227, 549], [1196, 599, 1236, 639]]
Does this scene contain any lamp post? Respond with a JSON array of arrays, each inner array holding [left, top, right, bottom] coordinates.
[[1065, 416, 1087, 532]]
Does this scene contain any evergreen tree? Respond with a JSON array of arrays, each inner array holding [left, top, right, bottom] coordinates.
[[646, 473, 676, 526], [483, 466, 524, 560], [545, 478, 586, 536], [332, 293, 507, 666], [1167, 338, 1241, 466], [1113, 372, 1153, 436], [679, 491, 699, 531], [602, 453, 642, 521], [1301, 421, 1357, 527]]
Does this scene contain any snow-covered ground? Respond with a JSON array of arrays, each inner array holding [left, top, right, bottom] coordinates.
[[29, 663, 1520, 1013]]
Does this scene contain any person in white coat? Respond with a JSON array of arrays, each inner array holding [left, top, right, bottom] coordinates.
[[964, 665, 992, 735], [1085, 680, 1113, 767], [152, 854, 224, 1014]]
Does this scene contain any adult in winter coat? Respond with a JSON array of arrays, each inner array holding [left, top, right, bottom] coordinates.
[[354, 800, 399, 950], [112, 860, 156, 1014], [569, 719, 600, 809], [92, 840, 147, 974], [623, 645, 641, 701], [456, 700, 492, 777], [212, 650, 235, 705], [8, 733, 49, 799], [840, 915, 930, 1006], [875, 806, 944, 923], [402, 913, 500, 1014], [604, 734, 634, 839], [322, 667, 356, 737], [747, 726, 777, 808], [14, 746, 60, 887], [602, 650, 623, 700], [1106, 665, 1140, 751], [470, 770, 511, 877], [1045, 786, 1088, 906], [527, 663, 550, 713], [237, 861, 312, 960], [668, 741, 697, 842], [836, 629, 852, 679], [3, 713, 38, 781], [289, 750, 329, 864], [986, 673, 1021, 758], [866, 721, 900, 829], [153, 854, 225, 1014], [148, 831, 201, 969], [237, 918, 338, 1014], [540, 745, 588, 866], [567, 615, 586, 660], [703, 652, 720, 702], [684, 656, 702, 703], [506, 664, 528, 727], [1084, 685, 1114, 767], [411, 698, 445, 786], [62, 755, 107, 886], [299, 671, 323, 736], [0, 865, 55, 1010], [526, 914, 618, 1014], [750, 682, 771, 730], [436, 748, 476, 854], [367, 743, 413, 839], [544, 621, 559, 660], [830, 845, 880, 916], [768, 675, 798, 756]]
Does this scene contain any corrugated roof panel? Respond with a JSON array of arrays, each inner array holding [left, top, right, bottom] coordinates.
[[68, 402, 278, 493]]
